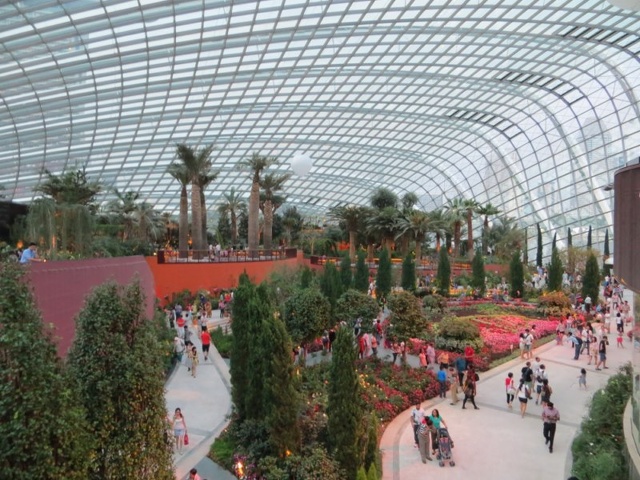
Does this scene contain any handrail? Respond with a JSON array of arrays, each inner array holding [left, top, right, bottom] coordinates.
[[156, 248, 297, 264]]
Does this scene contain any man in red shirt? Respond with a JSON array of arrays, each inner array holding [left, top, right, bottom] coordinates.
[[201, 328, 211, 361]]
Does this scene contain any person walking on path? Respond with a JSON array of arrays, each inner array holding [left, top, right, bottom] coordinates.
[[437, 366, 448, 399], [171, 408, 188, 454], [201, 327, 211, 361], [188, 344, 199, 378], [417, 417, 435, 463], [578, 368, 587, 389], [535, 364, 548, 405], [426, 342, 436, 368], [174, 336, 186, 363], [455, 355, 467, 386], [449, 366, 460, 405], [419, 347, 427, 368], [505, 372, 516, 409], [462, 375, 479, 410], [596, 336, 609, 370], [410, 403, 425, 447], [517, 380, 530, 418], [542, 401, 560, 453], [523, 329, 534, 359], [540, 379, 552, 407], [428, 409, 452, 456], [521, 361, 534, 399], [568, 332, 581, 360]]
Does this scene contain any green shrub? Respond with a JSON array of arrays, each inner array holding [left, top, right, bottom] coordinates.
[[335, 290, 380, 327], [571, 364, 632, 480], [435, 316, 483, 353], [537, 291, 571, 317], [210, 429, 236, 470], [210, 326, 233, 358], [422, 294, 447, 313]]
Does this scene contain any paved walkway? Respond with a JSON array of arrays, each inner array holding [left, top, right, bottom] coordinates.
[[380, 326, 633, 480], [165, 317, 234, 480]]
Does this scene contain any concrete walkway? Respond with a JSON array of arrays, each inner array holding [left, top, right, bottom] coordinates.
[[165, 318, 234, 480], [380, 326, 633, 480]]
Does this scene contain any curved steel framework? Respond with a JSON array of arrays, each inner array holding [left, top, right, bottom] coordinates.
[[1, 0, 639, 252]]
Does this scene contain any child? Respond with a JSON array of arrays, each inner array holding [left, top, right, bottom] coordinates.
[[617, 331, 625, 348], [588, 345, 598, 365], [578, 368, 587, 389]]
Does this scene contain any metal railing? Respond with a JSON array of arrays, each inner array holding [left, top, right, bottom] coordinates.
[[157, 248, 297, 264]]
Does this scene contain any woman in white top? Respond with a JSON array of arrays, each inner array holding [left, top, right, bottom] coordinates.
[[517, 380, 530, 418], [172, 408, 188, 454]]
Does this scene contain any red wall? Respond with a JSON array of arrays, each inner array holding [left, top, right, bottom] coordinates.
[[146, 255, 302, 301], [26, 256, 155, 357]]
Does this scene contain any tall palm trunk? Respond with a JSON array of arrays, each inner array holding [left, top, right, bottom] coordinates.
[[231, 211, 238, 245], [367, 243, 374, 262], [454, 222, 461, 257], [200, 191, 207, 248], [191, 182, 203, 259], [349, 230, 356, 261], [178, 186, 189, 258], [401, 236, 409, 256], [435, 232, 441, 252], [263, 200, 274, 250], [248, 180, 260, 256], [467, 211, 474, 259], [482, 216, 489, 255], [415, 235, 423, 261]]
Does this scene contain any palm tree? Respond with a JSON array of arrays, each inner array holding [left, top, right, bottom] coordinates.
[[428, 209, 447, 253], [175, 143, 215, 259], [106, 189, 141, 241], [217, 188, 247, 245], [463, 199, 480, 258], [167, 162, 191, 258], [444, 198, 466, 257], [328, 205, 364, 261], [131, 202, 163, 242], [396, 210, 430, 261], [239, 153, 278, 256], [489, 216, 525, 261], [366, 206, 400, 250], [197, 171, 219, 247], [477, 203, 501, 255], [259, 172, 290, 251], [160, 212, 178, 247]]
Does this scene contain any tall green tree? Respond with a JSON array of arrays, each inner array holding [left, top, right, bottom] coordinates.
[[478, 203, 501, 255], [396, 210, 430, 261], [167, 162, 191, 257], [175, 143, 215, 258], [283, 287, 331, 346], [239, 153, 277, 255], [470, 248, 485, 296], [327, 327, 361, 480], [340, 254, 353, 290], [262, 308, 300, 457], [364, 413, 381, 476], [0, 262, 92, 479], [436, 247, 451, 297], [388, 291, 428, 341], [197, 171, 219, 245], [536, 223, 543, 267], [582, 253, 600, 305], [552, 232, 557, 250], [444, 198, 466, 257], [376, 247, 392, 300], [463, 198, 479, 258], [509, 250, 524, 298], [217, 188, 247, 246], [587, 225, 593, 250], [547, 246, 563, 291], [320, 261, 343, 317], [401, 253, 416, 291], [67, 280, 173, 480], [604, 228, 610, 258], [245, 283, 272, 419], [354, 251, 369, 293], [229, 273, 255, 420], [260, 172, 290, 251], [567, 227, 572, 247], [329, 205, 363, 261], [335, 290, 380, 325]]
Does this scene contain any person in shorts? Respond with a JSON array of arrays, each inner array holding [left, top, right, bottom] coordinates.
[[201, 327, 211, 361]]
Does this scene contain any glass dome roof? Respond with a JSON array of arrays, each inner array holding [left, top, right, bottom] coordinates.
[[1, 0, 639, 250]]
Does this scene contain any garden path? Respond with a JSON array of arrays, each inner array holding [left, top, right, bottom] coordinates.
[[379, 313, 634, 480], [165, 314, 235, 480]]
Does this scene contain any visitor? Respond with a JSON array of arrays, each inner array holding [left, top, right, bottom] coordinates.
[[455, 355, 467, 386], [617, 331, 625, 348], [428, 409, 451, 455], [542, 401, 560, 453], [354, 318, 362, 337], [464, 344, 475, 364], [328, 328, 336, 352], [588, 344, 598, 365], [595, 336, 609, 370], [521, 361, 534, 398], [201, 327, 211, 361], [392, 341, 401, 365], [184, 324, 192, 345], [417, 417, 435, 463], [516, 380, 530, 418], [172, 408, 188, 454], [174, 336, 186, 363], [437, 350, 450, 370], [461, 375, 479, 410], [19, 242, 42, 264], [540, 379, 552, 407], [426, 342, 436, 367], [449, 367, 460, 405], [567, 332, 581, 361], [523, 329, 534, 359], [418, 347, 427, 368], [505, 372, 516, 409], [518, 333, 526, 359], [616, 312, 624, 333], [578, 368, 587, 390], [188, 468, 201, 480], [437, 366, 448, 399], [584, 295, 592, 313], [188, 344, 199, 378], [358, 334, 366, 359], [410, 403, 425, 447], [371, 333, 378, 356], [534, 364, 547, 405]]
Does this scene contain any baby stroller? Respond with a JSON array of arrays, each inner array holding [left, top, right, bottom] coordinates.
[[436, 427, 455, 467]]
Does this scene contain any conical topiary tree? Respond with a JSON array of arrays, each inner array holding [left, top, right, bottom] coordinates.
[[552, 232, 557, 250], [340, 254, 353, 290], [547, 246, 563, 291], [327, 327, 361, 480], [0, 262, 92, 480], [401, 253, 416, 291], [436, 247, 451, 297], [509, 250, 524, 298], [230, 272, 253, 420], [354, 251, 369, 293], [67, 279, 174, 480], [587, 225, 592, 250], [582, 253, 600, 305], [470, 247, 485, 296], [536, 223, 543, 267], [567, 227, 572, 247], [320, 261, 343, 318], [376, 247, 392, 301]]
